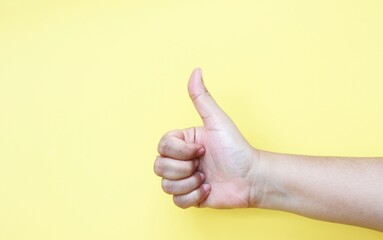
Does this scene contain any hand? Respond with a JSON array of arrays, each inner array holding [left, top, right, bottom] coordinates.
[[154, 68, 261, 209]]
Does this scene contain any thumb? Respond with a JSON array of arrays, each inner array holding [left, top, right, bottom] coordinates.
[[187, 68, 230, 127]]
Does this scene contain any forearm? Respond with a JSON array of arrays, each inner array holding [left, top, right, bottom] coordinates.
[[252, 149, 383, 231]]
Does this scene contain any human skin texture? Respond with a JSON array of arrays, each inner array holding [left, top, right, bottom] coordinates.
[[153, 68, 383, 232]]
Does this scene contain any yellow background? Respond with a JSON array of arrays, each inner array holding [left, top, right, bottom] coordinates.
[[1, 0, 383, 239]]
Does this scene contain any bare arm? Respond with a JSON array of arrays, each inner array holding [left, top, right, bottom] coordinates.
[[253, 150, 383, 231]]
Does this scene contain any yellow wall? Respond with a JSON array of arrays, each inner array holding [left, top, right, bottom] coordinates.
[[1, 1, 382, 239]]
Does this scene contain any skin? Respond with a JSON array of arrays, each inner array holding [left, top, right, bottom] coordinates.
[[153, 68, 383, 232]]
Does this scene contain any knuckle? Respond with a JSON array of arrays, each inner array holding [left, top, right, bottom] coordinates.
[[157, 138, 169, 155], [157, 129, 184, 155], [173, 195, 188, 209], [161, 179, 173, 194], [153, 157, 163, 176]]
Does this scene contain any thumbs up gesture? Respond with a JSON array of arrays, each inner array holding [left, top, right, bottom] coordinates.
[[154, 68, 261, 208]]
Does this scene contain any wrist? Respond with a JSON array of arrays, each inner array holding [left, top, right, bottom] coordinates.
[[248, 148, 268, 208], [251, 150, 297, 211]]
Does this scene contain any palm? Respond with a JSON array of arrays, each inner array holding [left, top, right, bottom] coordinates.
[[192, 121, 257, 208]]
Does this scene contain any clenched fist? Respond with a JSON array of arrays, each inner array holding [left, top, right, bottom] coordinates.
[[154, 68, 261, 209]]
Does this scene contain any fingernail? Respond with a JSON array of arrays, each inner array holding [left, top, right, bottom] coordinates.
[[197, 147, 205, 156], [199, 172, 205, 182], [202, 184, 211, 192]]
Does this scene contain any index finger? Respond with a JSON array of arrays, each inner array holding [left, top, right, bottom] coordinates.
[[157, 130, 205, 160]]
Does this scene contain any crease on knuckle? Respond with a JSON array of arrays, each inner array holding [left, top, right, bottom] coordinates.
[[189, 89, 210, 101]]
